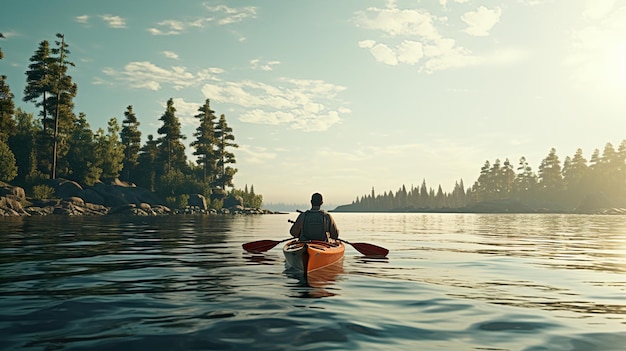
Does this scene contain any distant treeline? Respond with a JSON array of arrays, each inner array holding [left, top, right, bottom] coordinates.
[[335, 142, 626, 212], [0, 34, 262, 209]]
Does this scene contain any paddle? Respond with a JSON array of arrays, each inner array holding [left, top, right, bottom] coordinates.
[[242, 238, 293, 253], [291, 212, 389, 258]]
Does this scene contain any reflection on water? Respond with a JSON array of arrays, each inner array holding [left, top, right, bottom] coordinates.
[[1, 213, 625, 350]]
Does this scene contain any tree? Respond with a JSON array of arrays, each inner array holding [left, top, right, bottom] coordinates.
[[0, 76, 15, 143], [49, 33, 77, 180], [0, 139, 17, 182], [156, 98, 187, 176], [24, 40, 53, 130], [213, 113, 238, 189], [191, 99, 218, 183], [94, 117, 125, 180], [120, 105, 141, 182], [136, 134, 159, 191], [537, 148, 564, 201], [8, 108, 40, 186], [65, 112, 100, 185]]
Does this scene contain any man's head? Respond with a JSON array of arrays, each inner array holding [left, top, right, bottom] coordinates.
[[311, 193, 323, 206]]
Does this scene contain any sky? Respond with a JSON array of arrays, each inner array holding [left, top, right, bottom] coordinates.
[[1, 0, 626, 208]]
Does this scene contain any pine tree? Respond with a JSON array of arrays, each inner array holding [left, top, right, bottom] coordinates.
[[538, 148, 564, 193], [24, 40, 53, 130], [94, 117, 125, 180], [49, 33, 77, 179], [214, 114, 238, 189], [120, 105, 141, 182], [65, 112, 100, 185], [156, 98, 187, 176], [191, 99, 218, 183], [8, 108, 40, 186], [0, 138, 17, 182], [136, 134, 159, 191]]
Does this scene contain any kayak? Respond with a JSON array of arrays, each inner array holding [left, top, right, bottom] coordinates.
[[283, 239, 345, 275]]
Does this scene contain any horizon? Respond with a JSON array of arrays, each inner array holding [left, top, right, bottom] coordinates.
[[2, 0, 625, 205]]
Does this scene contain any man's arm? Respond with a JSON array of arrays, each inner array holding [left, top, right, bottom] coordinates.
[[327, 214, 339, 239], [290, 213, 304, 237]]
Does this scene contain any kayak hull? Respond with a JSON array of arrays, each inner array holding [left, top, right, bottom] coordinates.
[[283, 239, 345, 274]]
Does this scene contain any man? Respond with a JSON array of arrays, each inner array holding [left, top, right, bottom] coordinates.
[[290, 193, 339, 242]]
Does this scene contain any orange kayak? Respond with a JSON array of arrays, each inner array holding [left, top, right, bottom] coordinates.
[[283, 239, 345, 274]]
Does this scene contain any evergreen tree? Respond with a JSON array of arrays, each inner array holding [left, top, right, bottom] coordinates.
[[0, 77, 15, 143], [191, 99, 218, 183], [0, 138, 17, 182], [214, 114, 238, 189], [136, 135, 159, 191], [562, 148, 588, 192], [120, 105, 141, 182], [24, 40, 53, 130], [8, 108, 40, 186], [156, 98, 187, 176], [65, 112, 100, 185], [94, 117, 125, 180], [49, 33, 77, 179], [538, 148, 564, 195]]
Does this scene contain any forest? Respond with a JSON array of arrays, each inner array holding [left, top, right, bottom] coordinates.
[[336, 142, 626, 212], [0, 34, 262, 210]]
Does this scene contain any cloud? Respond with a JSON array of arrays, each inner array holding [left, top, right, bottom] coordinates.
[[149, 20, 186, 36], [204, 4, 257, 25], [201, 79, 348, 132], [168, 98, 200, 127], [461, 6, 502, 36], [75, 15, 90, 24], [100, 15, 127, 29], [162, 51, 179, 60], [565, 1, 626, 88], [102, 61, 221, 91], [250, 58, 281, 71], [149, 5, 257, 35], [354, 5, 441, 40], [354, 3, 482, 73], [238, 145, 277, 164]]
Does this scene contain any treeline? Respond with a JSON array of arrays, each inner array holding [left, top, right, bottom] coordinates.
[[338, 142, 626, 212], [0, 33, 262, 209]]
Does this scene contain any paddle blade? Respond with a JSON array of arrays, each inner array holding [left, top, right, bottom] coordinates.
[[350, 242, 389, 258], [242, 239, 281, 253]]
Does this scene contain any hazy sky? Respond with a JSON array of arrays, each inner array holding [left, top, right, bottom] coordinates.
[[1, 0, 625, 206]]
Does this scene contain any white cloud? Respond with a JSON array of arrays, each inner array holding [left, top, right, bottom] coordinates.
[[238, 145, 277, 164], [149, 20, 186, 35], [354, 5, 441, 40], [162, 51, 179, 60], [75, 15, 89, 24], [250, 58, 281, 71], [354, 3, 480, 72], [100, 15, 127, 29], [201, 79, 348, 132], [148, 5, 256, 36], [102, 61, 211, 91], [203, 4, 257, 25], [168, 98, 200, 127], [461, 6, 502, 37]]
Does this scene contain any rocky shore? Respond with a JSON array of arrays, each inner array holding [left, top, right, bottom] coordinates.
[[0, 179, 273, 217]]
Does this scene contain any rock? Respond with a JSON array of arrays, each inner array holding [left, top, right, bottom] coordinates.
[[188, 194, 208, 210], [224, 195, 244, 209], [51, 178, 84, 198], [0, 183, 28, 216]]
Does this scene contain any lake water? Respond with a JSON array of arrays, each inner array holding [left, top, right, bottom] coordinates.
[[1, 213, 625, 350]]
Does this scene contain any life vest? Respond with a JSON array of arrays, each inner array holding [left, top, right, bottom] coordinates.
[[300, 210, 328, 241]]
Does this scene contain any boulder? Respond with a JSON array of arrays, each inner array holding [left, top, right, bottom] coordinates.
[[51, 179, 84, 198], [224, 195, 244, 209], [188, 194, 208, 210]]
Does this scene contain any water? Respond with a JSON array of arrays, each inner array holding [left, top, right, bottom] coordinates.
[[1, 213, 625, 350]]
